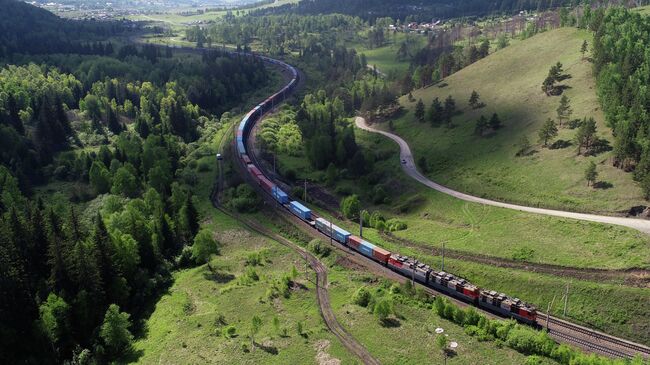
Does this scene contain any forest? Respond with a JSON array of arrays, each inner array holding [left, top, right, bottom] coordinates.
[[591, 7, 650, 196], [0, 2, 273, 362], [254, 0, 584, 22]]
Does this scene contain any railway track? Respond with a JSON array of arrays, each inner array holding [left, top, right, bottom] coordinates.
[[229, 51, 650, 361], [210, 58, 380, 365], [542, 315, 650, 359]]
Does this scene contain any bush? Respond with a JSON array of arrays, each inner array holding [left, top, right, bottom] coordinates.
[[524, 355, 544, 365], [176, 245, 194, 268], [341, 195, 360, 219], [374, 298, 393, 324], [308, 239, 331, 257], [352, 287, 372, 307], [386, 218, 407, 232], [224, 325, 237, 338]]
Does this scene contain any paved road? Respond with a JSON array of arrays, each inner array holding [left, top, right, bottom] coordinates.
[[355, 117, 650, 235]]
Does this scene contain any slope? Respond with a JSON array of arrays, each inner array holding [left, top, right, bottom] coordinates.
[[387, 27, 645, 213]]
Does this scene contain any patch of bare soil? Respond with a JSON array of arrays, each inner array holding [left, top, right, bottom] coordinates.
[[314, 340, 341, 365]]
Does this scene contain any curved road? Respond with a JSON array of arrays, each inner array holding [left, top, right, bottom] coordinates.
[[355, 117, 650, 235]]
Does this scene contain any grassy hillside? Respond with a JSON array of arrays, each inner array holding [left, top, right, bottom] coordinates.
[[133, 210, 353, 364], [386, 27, 646, 213]]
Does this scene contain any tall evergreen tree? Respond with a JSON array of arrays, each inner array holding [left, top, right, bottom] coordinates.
[[7, 94, 24, 135], [414, 99, 425, 122]]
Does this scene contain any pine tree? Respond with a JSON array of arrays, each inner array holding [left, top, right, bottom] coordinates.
[[538, 118, 558, 146], [468, 90, 480, 109], [443, 95, 456, 125], [7, 94, 24, 135], [428, 97, 443, 126], [542, 76, 555, 96], [488, 113, 502, 130], [91, 214, 117, 300], [585, 161, 598, 187], [475, 115, 488, 135], [575, 117, 597, 155], [556, 95, 572, 127], [106, 102, 122, 134], [414, 99, 425, 122]]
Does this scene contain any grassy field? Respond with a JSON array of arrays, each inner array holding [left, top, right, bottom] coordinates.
[[132, 208, 354, 364], [327, 267, 558, 365], [127, 0, 299, 26], [384, 27, 646, 213], [271, 119, 650, 271], [350, 227, 650, 346], [348, 32, 427, 76]]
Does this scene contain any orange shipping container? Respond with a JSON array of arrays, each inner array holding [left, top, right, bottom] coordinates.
[[372, 246, 391, 263], [348, 235, 362, 248]]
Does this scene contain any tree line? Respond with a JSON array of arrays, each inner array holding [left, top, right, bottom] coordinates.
[[589, 7, 650, 197]]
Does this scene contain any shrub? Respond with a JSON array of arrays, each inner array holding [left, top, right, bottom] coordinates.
[[386, 218, 407, 232], [224, 325, 237, 338], [308, 239, 331, 257], [341, 195, 360, 219], [374, 298, 393, 324], [352, 287, 372, 307]]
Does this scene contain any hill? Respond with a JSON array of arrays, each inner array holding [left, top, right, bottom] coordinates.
[[386, 27, 646, 213], [0, 0, 126, 57]]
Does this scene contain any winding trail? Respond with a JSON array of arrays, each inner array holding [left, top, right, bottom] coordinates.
[[355, 117, 650, 235]]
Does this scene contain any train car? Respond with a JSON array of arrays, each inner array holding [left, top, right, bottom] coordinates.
[[315, 217, 350, 244], [372, 246, 391, 264], [242, 154, 252, 165], [289, 201, 311, 221], [428, 271, 479, 303], [272, 186, 289, 204], [247, 165, 262, 177], [387, 254, 431, 283], [237, 140, 246, 155], [259, 175, 275, 193], [348, 236, 391, 264], [478, 291, 537, 324], [348, 235, 363, 250]]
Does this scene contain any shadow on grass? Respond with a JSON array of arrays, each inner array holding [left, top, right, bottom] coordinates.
[[550, 139, 572, 149], [254, 342, 279, 355], [593, 181, 613, 190], [121, 348, 145, 363], [380, 318, 402, 328], [585, 138, 612, 156], [203, 270, 235, 283], [516, 149, 538, 157]]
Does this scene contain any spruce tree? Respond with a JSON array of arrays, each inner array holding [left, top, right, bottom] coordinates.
[[556, 95, 572, 127], [7, 94, 24, 135], [414, 99, 425, 122]]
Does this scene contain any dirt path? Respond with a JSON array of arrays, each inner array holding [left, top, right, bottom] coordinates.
[[213, 203, 381, 365], [355, 116, 650, 235]]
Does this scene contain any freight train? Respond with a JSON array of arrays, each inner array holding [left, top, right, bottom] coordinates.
[[234, 53, 538, 325]]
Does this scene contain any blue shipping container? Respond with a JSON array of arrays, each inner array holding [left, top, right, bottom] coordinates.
[[272, 186, 289, 204], [236, 136, 243, 142], [237, 140, 246, 155], [290, 201, 311, 220], [358, 240, 375, 258], [333, 226, 351, 244]]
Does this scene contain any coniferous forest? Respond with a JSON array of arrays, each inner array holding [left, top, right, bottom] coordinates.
[[0, 2, 270, 363]]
